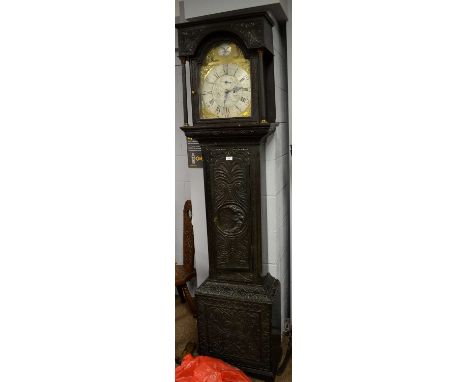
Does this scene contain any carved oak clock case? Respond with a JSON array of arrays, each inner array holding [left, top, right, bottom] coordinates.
[[177, 13, 281, 381]]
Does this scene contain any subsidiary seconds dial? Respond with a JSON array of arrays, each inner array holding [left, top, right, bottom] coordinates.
[[200, 63, 251, 119]]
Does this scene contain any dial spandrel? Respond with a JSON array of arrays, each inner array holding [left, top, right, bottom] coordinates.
[[199, 42, 251, 119]]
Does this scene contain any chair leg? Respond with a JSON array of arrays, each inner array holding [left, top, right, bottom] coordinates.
[[181, 283, 197, 318], [177, 286, 186, 303]]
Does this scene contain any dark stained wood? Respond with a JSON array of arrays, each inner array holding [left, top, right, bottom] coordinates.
[[176, 12, 274, 57], [181, 125, 276, 285], [258, 48, 267, 123], [177, 12, 275, 128], [180, 57, 189, 126], [177, 13, 281, 380]]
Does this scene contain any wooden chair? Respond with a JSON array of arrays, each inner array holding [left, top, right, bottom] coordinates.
[[176, 200, 197, 317]]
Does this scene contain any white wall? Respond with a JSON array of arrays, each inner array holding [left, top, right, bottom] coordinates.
[[175, 41, 196, 292], [261, 17, 291, 329], [175, 28, 208, 293]]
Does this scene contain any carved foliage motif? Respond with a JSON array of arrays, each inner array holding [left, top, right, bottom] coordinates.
[[208, 148, 251, 271], [197, 296, 272, 371], [236, 21, 262, 47], [214, 203, 247, 236], [177, 17, 268, 57], [178, 26, 206, 56], [207, 305, 261, 361], [197, 275, 279, 304]]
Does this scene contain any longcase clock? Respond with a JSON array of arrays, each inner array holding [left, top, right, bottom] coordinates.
[[177, 13, 281, 382]]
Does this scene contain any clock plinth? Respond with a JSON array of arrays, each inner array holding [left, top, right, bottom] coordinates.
[[196, 274, 281, 381], [177, 13, 281, 380]]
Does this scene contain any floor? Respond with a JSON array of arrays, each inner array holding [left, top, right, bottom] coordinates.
[[175, 296, 292, 381]]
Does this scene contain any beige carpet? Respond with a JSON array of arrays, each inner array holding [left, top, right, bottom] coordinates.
[[175, 296, 292, 381]]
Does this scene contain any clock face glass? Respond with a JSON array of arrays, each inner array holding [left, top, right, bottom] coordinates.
[[199, 42, 251, 119]]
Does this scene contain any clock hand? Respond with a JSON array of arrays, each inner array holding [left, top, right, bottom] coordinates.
[[232, 86, 248, 93]]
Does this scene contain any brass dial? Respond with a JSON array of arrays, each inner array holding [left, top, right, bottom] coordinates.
[[199, 42, 251, 119]]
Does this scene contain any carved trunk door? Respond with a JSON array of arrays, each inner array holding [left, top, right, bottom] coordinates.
[[203, 144, 262, 284]]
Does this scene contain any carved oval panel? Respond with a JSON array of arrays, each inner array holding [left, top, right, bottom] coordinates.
[[214, 203, 247, 236]]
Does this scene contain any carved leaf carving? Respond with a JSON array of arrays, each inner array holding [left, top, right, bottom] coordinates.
[[177, 16, 269, 57], [209, 148, 251, 271], [206, 305, 261, 361], [197, 294, 276, 372]]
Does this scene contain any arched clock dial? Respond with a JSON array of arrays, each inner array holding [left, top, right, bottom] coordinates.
[[199, 42, 252, 119]]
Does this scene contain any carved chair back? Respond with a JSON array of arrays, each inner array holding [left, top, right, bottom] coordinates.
[[183, 200, 195, 273]]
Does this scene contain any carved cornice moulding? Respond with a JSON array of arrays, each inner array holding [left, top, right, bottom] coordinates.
[[176, 12, 274, 57], [181, 123, 276, 141]]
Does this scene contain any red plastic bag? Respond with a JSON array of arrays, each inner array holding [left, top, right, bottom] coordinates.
[[175, 354, 251, 382]]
